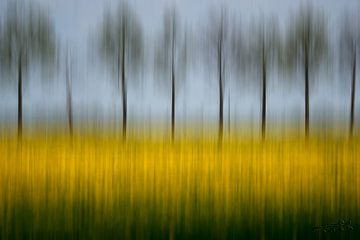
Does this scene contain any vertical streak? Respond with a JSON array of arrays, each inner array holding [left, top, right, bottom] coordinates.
[[304, 21, 310, 139], [121, 16, 127, 139], [218, 13, 224, 143], [171, 16, 175, 141], [350, 49, 356, 137], [18, 52, 22, 138], [261, 38, 266, 139], [66, 50, 73, 136]]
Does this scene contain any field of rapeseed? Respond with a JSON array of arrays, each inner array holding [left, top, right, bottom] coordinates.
[[0, 134, 359, 239]]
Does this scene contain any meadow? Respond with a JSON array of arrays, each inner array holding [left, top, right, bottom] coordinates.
[[0, 133, 359, 239]]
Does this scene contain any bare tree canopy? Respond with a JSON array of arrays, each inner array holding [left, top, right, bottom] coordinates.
[[98, 1, 143, 78], [285, 5, 329, 74], [155, 7, 187, 90], [0, 0, 56, 136], [0, 0, 55, 74], [339, 12, 360, 71]]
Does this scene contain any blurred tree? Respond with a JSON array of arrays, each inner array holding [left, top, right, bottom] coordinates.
[[229, 19, 245, 137], [285, 5, 329, 138], [98, 1, 143, 139], [0, 1, 55, 137], [65, 48, 73, 136], [248, 17, 282, 138], [339, 13, 359, 137], [205, 8, 231, 142], [155, 7, 187, 141]]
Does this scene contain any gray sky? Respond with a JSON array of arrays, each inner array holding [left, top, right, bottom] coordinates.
[[31, 0, 359, 43], [0, 0, 359, 133]]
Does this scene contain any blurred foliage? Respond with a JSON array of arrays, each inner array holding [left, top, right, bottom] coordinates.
[[98, 1, 143, 82], [247, 17, 282, 77], [339, 12, 360, 74], [154, 7, 188, 93], [203, 7, 231, 81], [0, 0, 55, 79], [284, 4, 329, 76]]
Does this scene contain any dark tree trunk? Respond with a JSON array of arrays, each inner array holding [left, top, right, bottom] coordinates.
[[18, 54, 22, 138], [171, 70, 175, 141], [171, 19, 175, 141], [66, 55, 73, 136], [350, 53, 356, 137], [304, 49, 309, 138], [121, 23, 127, 139], [228, 94, 230, 136], [261, 43, 266, 139], [218, 18, 224, 142]]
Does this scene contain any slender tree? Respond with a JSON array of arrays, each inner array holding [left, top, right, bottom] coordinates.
[[205, 8, 231, 142], [155, 8, 187, 141], [0, 1, 55, 137], [285, 5, 328, 138], [248, 18, 281, 138], [98, 1, 143, 139], [340, 13, 359, 137], [65, 48, 73, 136], [229, 19, 245, 138]]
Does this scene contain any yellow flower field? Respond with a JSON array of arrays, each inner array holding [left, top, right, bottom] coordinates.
[[0, 134, 359, 239]]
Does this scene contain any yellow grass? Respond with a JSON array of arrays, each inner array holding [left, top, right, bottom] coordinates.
[[0, 135, 359, 239]]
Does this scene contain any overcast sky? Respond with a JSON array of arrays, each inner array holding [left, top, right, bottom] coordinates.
[[29, 0, 359, 42], [0, 0, 359, 133]]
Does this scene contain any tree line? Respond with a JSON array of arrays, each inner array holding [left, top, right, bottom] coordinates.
[[0, 1, 359, 140]]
